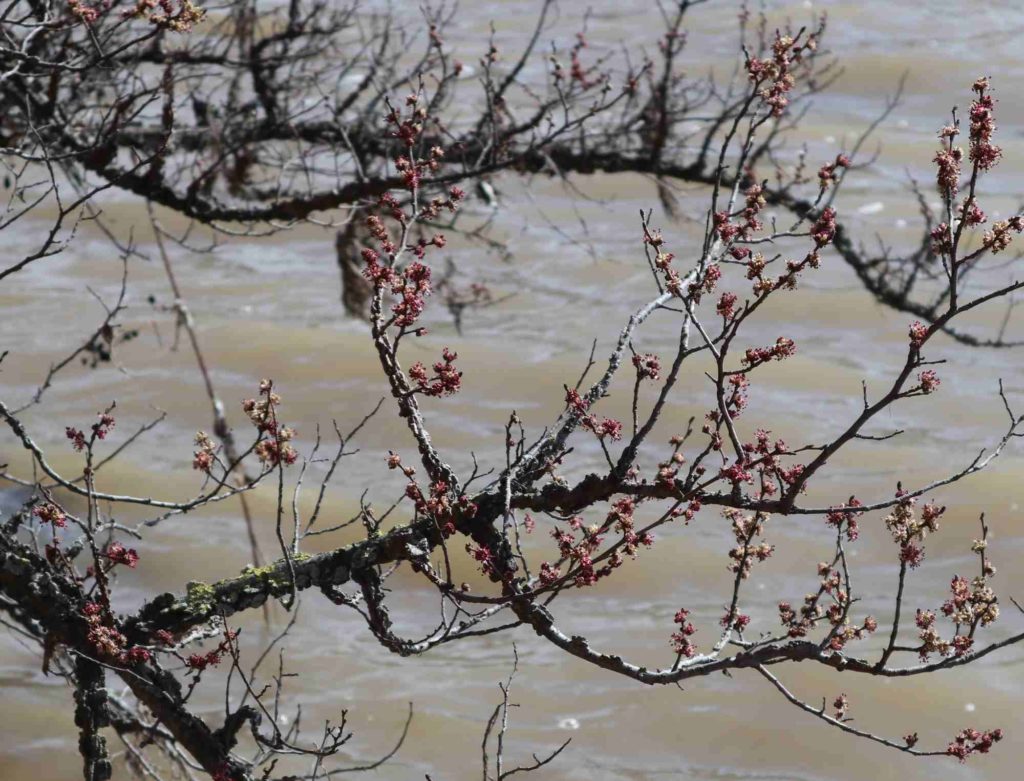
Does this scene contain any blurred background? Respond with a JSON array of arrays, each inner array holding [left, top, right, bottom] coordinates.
[[2, 1, 1024, 779]]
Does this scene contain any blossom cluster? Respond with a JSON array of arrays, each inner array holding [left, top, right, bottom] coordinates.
[[883, 492, 944, 569], [779, 560, 876, 646], [643, 228, 684, 298], [724, 508, 773, 578], [390, 260, 432, 327], [552, 32, 604, 90], [816, 563, 878, 652], [719, 607, 750, 633], [915, 541, 999, 662], [942, 574, 999, 633], [542, 500, 653, 589], [410, 347, 462, 396], [833, 693, 849, 720], [185, 630, 238, 672], [122, 0, 205, 32], [83, 601, 151, 666], [242, 380, 298, 467], [740, 206, 836, 299], [982, 216, 1024, 254], [742, 336, 796, 368], [968, 78, 1001, 172], [670, 607, 697, 657], [192, 430, 216, 473], [389, 453, 477, 537], [746, 32, 816, 117], [947, 727, 1003, 762], [632, 352, 662, 381], [104, 541, 139, 569], [817, 154, 850, 193], [66, 412, 115, 452], [713, 182, 766, 244], [565, 388, 623, 442], [33, 502, 68, 529], [824, 496, 864, 542]]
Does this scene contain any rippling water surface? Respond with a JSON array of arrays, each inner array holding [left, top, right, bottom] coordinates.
[[3, 1, 1024, 779]]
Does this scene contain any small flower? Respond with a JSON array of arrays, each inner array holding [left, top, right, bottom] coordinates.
[[833, 693, 849, 720], [126, 646, 151, 665], [66, 427, 86, 451], [918, 370, 941, 394], [670, 607, 698, 657], [908, 321, 929, 348], [899, 542, 925, 569], [466, 543, 494, 575], [632, 353, 662, 381], [105, 542, 139, 569], [934, 147, 963, 197], [717, 291, 738, 319], [33, 503, 67, 528]]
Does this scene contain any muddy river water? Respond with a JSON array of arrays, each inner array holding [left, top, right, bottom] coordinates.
[[3, 1, 1024, 779]]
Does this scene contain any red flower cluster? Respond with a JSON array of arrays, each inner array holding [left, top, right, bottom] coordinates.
[[918, 369, 941, 394], [537, 561, 561, 586], [941, 573, 999, 630], [565, 387, 623, 442], [552, 32, 604, 90], [390, 261, 432, 327], [720, 608, 750, 632], [982, 216, 1024, 254], [33, 502, 67, 528], [670, 607, 697, 657], [825, 496, 864, 542], [544, 500, 652, 589], [410, 347, 462, 397], [725, 509, 773, 578], [915, 608, 947, 660], [716, 291, 739, 321], [68, 0, 107, 24], [466, 543, 495, 576], [192, 430, 216, 473], [401, 472, 477, 538], [833, 693, 849, 720], [742, 336, 796, 368], [733, 429, 803, 498], [105, 542, 139, 569], [608, 498, 653, 559], [747, 32, 815, 117], [817, 154, 850, 192], [65, 412, 115, 452], [242, 380, 298, 467], [713, 182, 766, 244], [968, 78, 1001, 172], [386, 94, 428, 150], [947, 727, 1003, 762], [933, 147, 963, 198], [632, 352, 662, 381], [725, 373, 750, 417], [908, 320, 929, 348], [122, 1, 205, 33], [688, 262, 722, 303], [810, 206, 837, 249], [645, 228, 704, 299], [65, 426, 87, 451], [185, 630, 238, 672], [884, 491, 943, 569], [83, 601, 151, 666]]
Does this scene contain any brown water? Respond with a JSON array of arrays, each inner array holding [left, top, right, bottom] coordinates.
[[3, 1, 1024, 779]]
